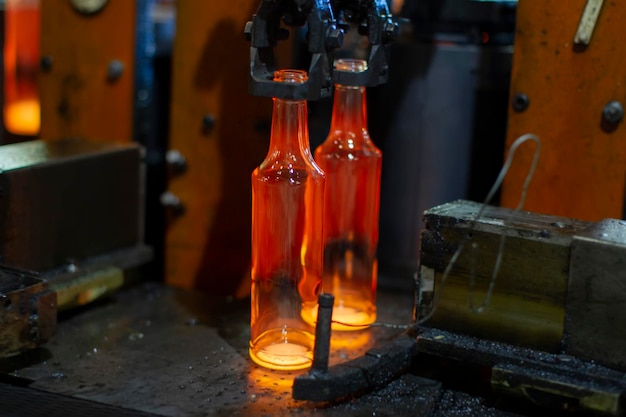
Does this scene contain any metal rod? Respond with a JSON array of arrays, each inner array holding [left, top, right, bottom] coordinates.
[[311, 293, 334, 373]]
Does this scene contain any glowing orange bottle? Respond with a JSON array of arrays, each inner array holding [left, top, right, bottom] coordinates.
[[4, 0, 40, 136], [250, 70, 325, 370], [303, 59, 382, 331]]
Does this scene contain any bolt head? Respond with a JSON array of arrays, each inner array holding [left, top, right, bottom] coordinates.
[[40, 55, 53, 71], [202, 114, 216, 134], [512, 93, 530, 112], [326, 27, 344, 50], [107, 60, 125, 81], [166, 149, 187, 174], [602, 100, 624, 124]]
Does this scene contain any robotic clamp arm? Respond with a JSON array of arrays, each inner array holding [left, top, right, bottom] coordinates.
[[244, 0, 399, 100]]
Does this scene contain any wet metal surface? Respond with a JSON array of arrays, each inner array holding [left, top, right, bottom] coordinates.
[[1, 283, 412, 416], [1, 283, 525, 416]]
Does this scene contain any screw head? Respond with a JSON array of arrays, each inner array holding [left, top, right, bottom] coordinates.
[[166, 149, 187, 174], [160, 191, 185, 216], [107, 60, 125, 81], [512, 93, 530, 112], [326, 27, 344, 50], [40, 55, 53, 72], [202, 114, 216, 134], [602, 100, 624, 124]]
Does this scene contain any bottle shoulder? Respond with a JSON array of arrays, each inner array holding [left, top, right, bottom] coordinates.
[[254, 153, 324, 181], [317, 132, 381, 157]]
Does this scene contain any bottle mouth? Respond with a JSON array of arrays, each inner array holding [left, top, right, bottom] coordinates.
[[335, 59, 368, 73], [273, 69, 308, 84]]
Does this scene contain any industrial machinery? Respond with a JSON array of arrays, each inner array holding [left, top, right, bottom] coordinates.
[[245, 0, 398, 100], [2, 1, 626, 416]]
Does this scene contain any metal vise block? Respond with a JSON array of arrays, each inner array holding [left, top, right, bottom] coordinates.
[[566, 219, 626, 370], [0, 268, 56, 358], [0, 138, 143, 272], [419, 200, 626, 371]]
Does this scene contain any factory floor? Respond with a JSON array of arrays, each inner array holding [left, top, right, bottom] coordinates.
[[0, 282, 532, 416]]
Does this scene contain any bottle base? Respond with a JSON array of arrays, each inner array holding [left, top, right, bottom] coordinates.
[[301, 298, 376, 332], [249, 328, 314, 371]]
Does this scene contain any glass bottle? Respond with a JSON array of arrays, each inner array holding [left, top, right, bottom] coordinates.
[[302, 59, 382, 331], [4, 0, 40, 136], [249, 69, 325, 370]]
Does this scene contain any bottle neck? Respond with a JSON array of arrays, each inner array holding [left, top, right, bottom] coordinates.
[[330, 85, 367, 132], [268, 97, 311, 157]]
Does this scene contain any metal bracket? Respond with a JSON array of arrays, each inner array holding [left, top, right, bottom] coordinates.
[[246, 0, 338, 100], [245, 0, 399, 99], [574, 0, 605, 46]]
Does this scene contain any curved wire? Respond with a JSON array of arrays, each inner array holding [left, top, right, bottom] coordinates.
[[419, 133, 541, 324]]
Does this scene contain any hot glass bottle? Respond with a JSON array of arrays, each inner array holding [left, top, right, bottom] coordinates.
[[4, 0, 40, 135], [250, 70, 325, 370], [303, 59, 382, 331]]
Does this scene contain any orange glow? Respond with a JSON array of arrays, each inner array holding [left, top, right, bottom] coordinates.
[[330, 329, 372, 351], [249, 328, 314, 371], [310, 59, 381, 331], [391, 0, 404, 14], [301, 294, 376, 331], [4, 99, 40, 135], [247, 366, 298, 391], [249, 70, 325, 371], [4, 0, 41, 136]]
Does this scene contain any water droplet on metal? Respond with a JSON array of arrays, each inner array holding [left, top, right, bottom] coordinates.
[[128, 332, 144, 341]]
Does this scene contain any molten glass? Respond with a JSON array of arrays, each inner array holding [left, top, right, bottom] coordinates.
[[249, 70, 325, 370], [302, 59, 382, 331], [4, 0, 40, 136]]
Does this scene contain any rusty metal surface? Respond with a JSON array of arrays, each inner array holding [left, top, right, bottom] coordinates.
[[0, 283, 523, 416], [566, 218, 626, 370], [39, 0, 135, 143], [0, 138, 143, 272], [0, 269, 57, 358], [501, 0, 626, 221], [165, 0, 283, 294]]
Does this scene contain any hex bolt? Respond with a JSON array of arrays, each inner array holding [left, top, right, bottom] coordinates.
[[311, 293, 335, 374], [383, 19, 399, 42], [602, 100, 624, 125], [166, 149, 188, 174], [326, 27, 344, 50], [512, 93, 530, 112], [107, 59, 125, 81], [40, 55, 53, 72], [202, 114, 216, 135], [160, 191, 185, 216]]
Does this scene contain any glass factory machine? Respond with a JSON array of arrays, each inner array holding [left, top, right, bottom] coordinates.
[[2, 1, 626, 416]]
